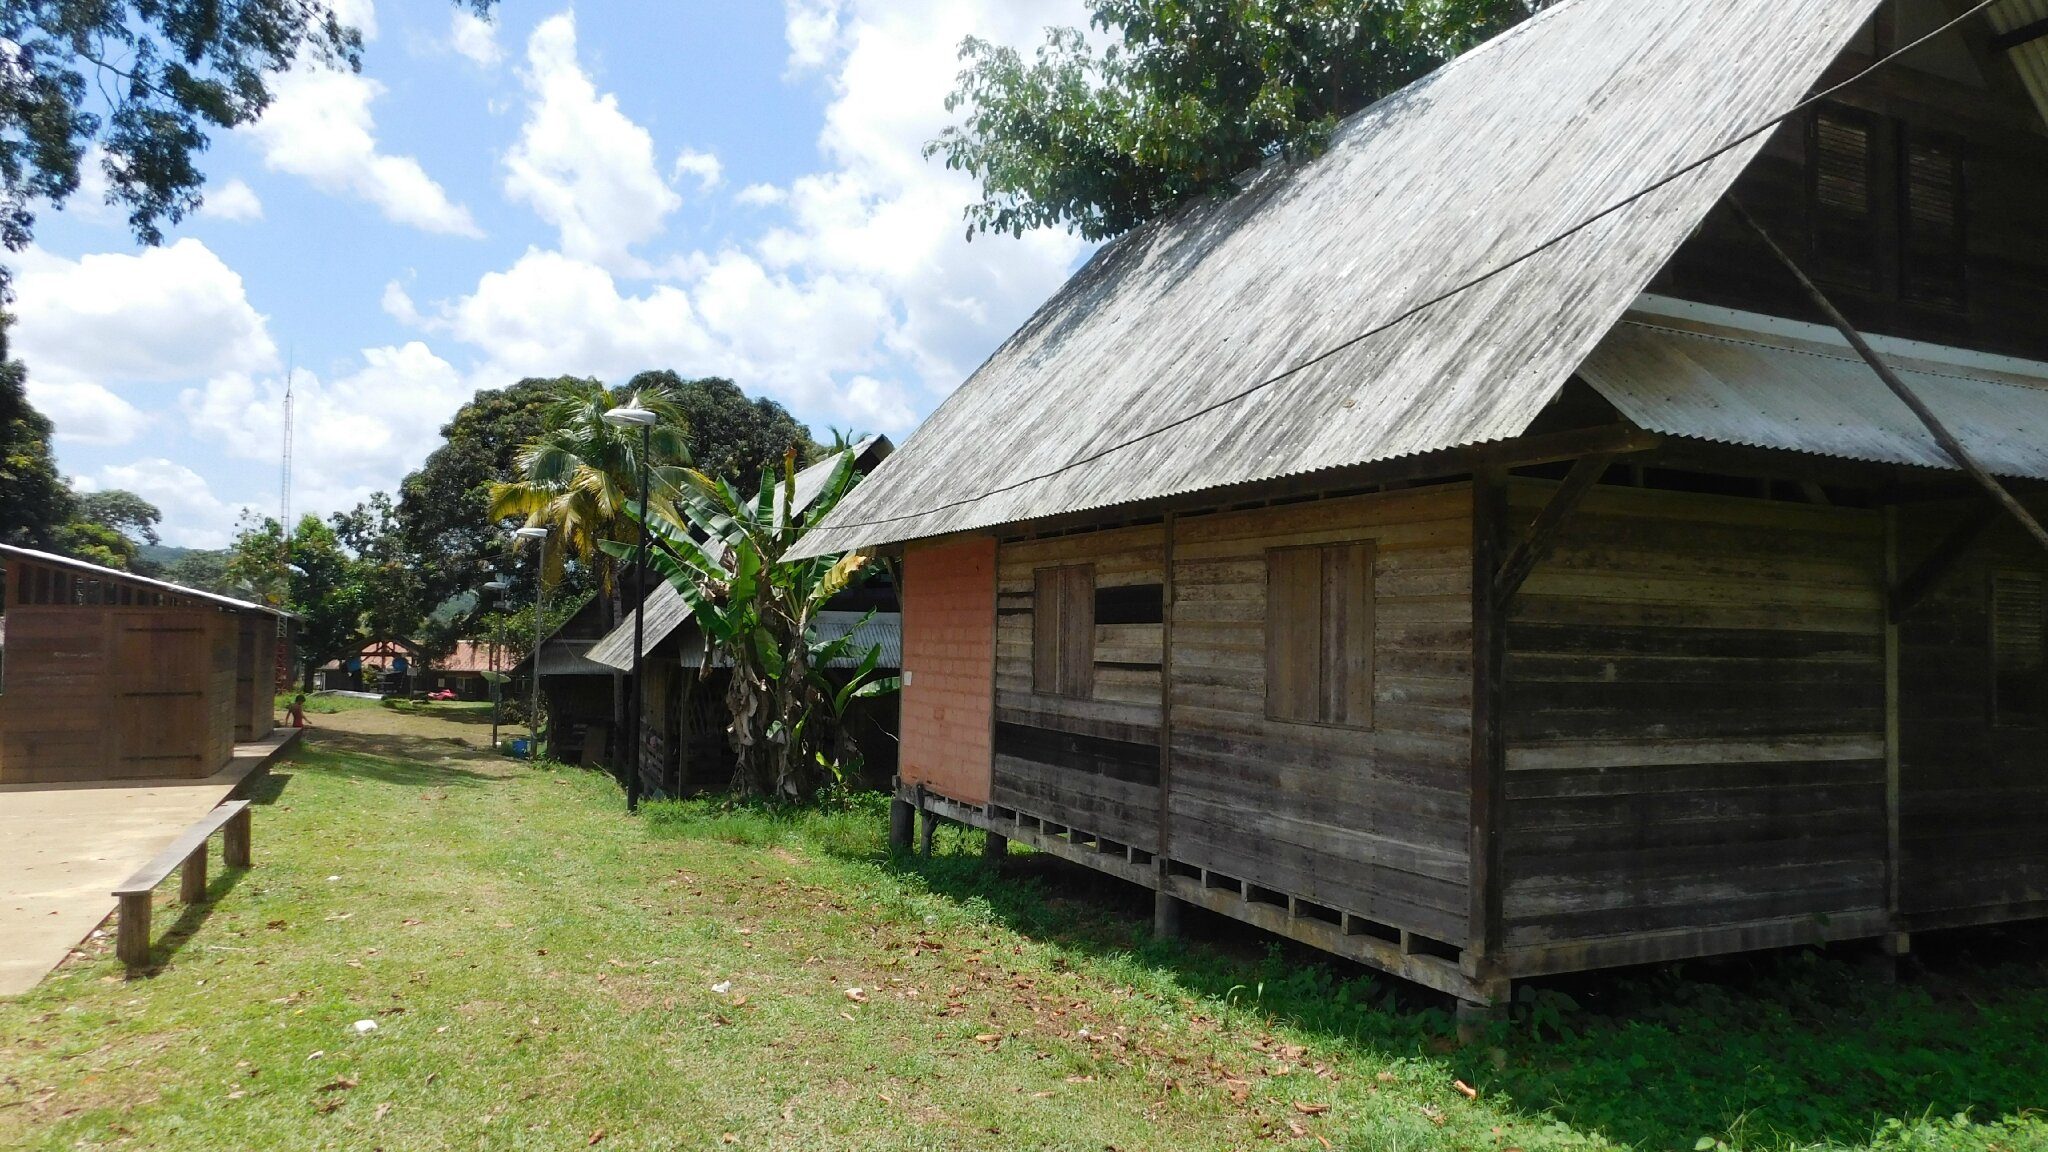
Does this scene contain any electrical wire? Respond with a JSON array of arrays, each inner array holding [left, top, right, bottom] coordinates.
[[819, 0, 2006, 536]]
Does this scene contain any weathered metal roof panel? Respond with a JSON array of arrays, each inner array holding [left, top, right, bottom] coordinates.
[[589, 439, 894, 668], [1580, 313, 2048, 479], [793, 0, 1884, 559]]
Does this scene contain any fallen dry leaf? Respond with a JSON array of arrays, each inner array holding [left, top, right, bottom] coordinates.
[[587, 1128, 605, 1144], [1292, 1101, 1330, 1116], [1375, 1071, 1398, 1084], [722, 1134, 737, 1145], [317, 1076, 358, 1093], [1454, 1079, 1478, 1100], [973, 1033, 1001, 1044], [844, 988, 868, 1003], [374, 1102, 392, 1120]]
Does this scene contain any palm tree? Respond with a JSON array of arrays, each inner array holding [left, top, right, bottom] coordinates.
[[486, 379, 692, 624]]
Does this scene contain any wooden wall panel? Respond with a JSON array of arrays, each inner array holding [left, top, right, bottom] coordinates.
[[1894, 499, 2048, 928], [1168, 485, 1475, 944], [1501, 481, 1888, 962], [0, 599, 243, 783], [996, 524, 1165, 849], [900, 536, 997, 806]]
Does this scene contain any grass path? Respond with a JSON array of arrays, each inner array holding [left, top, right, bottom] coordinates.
[[1, 712, 2042, 1151]]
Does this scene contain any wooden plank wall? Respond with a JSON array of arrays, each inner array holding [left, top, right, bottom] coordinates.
[[1895, 500, 2048, 929], [1167, 486, 1475, 944], [1500, 481, 1889, 970], [1, 604, 238, 783], [234, 614, 276, 742], [995, 524, 1166, 851]]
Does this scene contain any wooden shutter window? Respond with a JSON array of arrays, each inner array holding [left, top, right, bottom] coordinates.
[[1265, 542, 1375, 728], [1809, 105, 1878, 285], [1900, 129, 1966, 310], [1032, 564, 1095, 699], [1992, 571, 2046, 727]]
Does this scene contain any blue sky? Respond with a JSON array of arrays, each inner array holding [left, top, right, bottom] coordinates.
[[16, 0, 1090, 547]]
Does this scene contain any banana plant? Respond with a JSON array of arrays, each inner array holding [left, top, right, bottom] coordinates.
[[608, 446, 897, 801]]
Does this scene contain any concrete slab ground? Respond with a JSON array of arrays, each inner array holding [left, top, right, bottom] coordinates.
[[0, 730, 300, 997]]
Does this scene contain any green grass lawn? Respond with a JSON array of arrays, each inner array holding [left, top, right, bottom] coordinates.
[[2, 724, 2042, 1151]]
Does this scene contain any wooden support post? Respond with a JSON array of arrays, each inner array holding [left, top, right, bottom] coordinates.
[[1731, 199, 2048, 557], [1889, 502, 1999, 621], [1154, 510, 1181, 941], [179, 845, 207, 905], [888, 792, 915, 852], [1455, 998, 1505, 1046], [1468, 468, 1508, 965], [1153, 885, 1182, 940], [224, 806, 252, 870], [1494, 451, 1619, 608], [1884, 507, 1904, 937], [982, 829, 1007, 869], [917, 784, 937, 858], [116, 893, 151, 969]]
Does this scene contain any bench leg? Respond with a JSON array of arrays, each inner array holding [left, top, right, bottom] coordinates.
[[224, 807, 252, 869], [117, 892, 152, 969], [180, 844, 208, 905]]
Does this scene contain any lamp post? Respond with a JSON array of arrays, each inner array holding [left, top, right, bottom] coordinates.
[[514, 526, 550, 758], [602, 403, 657, 813], [483, 578, 510, 750]]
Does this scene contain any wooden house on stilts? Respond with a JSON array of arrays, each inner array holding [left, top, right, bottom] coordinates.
[[791, 0, 2048, 1014]]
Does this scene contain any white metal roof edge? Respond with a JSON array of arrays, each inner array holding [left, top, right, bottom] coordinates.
[[0, 543, 294, 617]]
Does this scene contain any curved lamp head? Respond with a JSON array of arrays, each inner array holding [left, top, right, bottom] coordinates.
[[513, 527, 549, 541], [482, 579, 512, 592], [602, 406, 658, 428]]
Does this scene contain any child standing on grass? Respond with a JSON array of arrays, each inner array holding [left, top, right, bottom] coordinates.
[[286, 694, 309, 729]]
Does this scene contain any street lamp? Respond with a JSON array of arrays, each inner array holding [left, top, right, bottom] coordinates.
[[514, 525, 550, 758], [483, 577, 511, 750], [602, 403, 657, 814]]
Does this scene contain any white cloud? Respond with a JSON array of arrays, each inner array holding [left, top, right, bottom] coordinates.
[[248, 65, 482, 237], [503, 14, 680, 274], [450, 9, 502, 67], [181, 343, 472, 527], [202, 178, 265, 222], [11, 240, 277, 384], [90, 459, 255, 549], [28, 380, 148, 446], [672, 149, 724, 193], [735, 183, 786, 207], [381, 279, 425, 327], [785, 0, 846, 71], [329, 0, 379, 42]]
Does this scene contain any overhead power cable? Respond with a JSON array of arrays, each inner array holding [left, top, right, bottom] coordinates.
[[819, 0, 2005, 536]]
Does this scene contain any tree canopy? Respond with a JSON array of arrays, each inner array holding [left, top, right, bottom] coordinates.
[[625, 371, 819, 494], [927, 0, 1534, 243], [0, 0, 492, 293], [0, 317, 69, 549]]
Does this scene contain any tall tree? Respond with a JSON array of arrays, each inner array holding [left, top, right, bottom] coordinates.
[[73, 489, 161, 546], [486, 379, 693, 626], [0, 314, 71, 547], [0, 0, 492, 293], [625, 371, 819, 493], [227, 506, 420, 692], [397, 377, 564, 615], [927, 0, 1533, 243]]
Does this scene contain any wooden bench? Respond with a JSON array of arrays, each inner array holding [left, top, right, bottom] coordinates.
[[112, 800, 253, 969]]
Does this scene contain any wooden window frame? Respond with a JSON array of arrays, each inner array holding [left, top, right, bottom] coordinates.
[[1897, 124, 1967, 312], [1032, 563, 1095, 699], [1264, 540, 1376, 730], [1990, 569, 2047, 729]]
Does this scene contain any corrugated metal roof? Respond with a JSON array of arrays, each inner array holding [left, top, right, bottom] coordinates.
[[791, 0, 1885, 559], [534, 638, 613, 677], [0, 544, 293, 617], [1990, 0, 2048, 129], [588, 439, 893, 669], [1579, 307, 2048, 478], [674, 611, 901, 671]]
